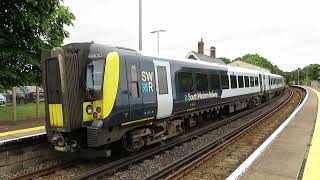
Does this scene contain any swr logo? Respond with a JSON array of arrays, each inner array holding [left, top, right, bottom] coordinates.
[[141, 71, 154, 93]]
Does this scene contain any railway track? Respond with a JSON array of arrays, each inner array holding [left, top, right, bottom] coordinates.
[[149, 87, 304, 180], [70, 88, 293, 180], [11, 160, 79, 180], [9, 88, 299, 180]]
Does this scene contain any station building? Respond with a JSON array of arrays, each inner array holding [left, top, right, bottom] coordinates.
[[185, 38, 226, 65]]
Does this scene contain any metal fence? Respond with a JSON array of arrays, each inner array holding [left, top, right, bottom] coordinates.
[[0, 86, 45, 124]]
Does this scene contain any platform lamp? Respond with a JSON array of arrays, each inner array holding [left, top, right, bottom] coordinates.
[[150, 29, 166, 54]]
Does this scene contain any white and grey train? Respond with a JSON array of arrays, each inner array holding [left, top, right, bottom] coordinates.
[[42, 43, 286, 153]]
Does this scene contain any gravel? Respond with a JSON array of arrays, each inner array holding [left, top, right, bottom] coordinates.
[[104, 91, 291, 180], [13, 89, 292, 180], [0, 159, 63, 180], [183, 88, 302, 180]]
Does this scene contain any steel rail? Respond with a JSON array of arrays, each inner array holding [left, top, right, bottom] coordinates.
[[73, 89, 291, 180], [11, 160, 80, 180], [147, 88, 302, 180]]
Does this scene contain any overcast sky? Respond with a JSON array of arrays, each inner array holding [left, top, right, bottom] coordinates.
[[63, 0, 320, 72]]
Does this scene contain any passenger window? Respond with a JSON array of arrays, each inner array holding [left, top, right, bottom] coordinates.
[[221, 74, 229, 89], [131, 65, 138, 82], [250, 77, 254, 87], [196, 73, 208, 91], [244, 76, 249, 87], [130, 65, 139, 98], [210, 74, 220, 90], [255, 77, 259, 87], [230, 75, 237, 89], [238, 76, 244, 88], [157, 66, 168, 95], [177, 72, 193, 93]]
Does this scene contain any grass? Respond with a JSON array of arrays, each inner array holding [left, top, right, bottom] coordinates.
[[0, 102, 45, 123]]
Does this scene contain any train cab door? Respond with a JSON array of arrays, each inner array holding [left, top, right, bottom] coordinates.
[[153, 60, 173, 119], [126, 57, 142, 121]]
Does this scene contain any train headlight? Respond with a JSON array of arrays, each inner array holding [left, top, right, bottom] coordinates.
[[86, 105, 94, 115], [96, 107, 101, 113]]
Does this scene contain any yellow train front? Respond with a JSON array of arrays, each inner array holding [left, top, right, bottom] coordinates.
[[41, 42, 159, 153]]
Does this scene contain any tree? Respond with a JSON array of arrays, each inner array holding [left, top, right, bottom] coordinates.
[[219, 57, 231, 64], [238, 54, 286, 77], [0, 0, 75, 88], [287, 64, 320, 84]]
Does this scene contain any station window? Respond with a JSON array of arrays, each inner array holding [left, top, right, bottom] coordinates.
[[244, 76, 249, 87], [210, 74, 220, 90], [177, 72, 193, 93], [230, 75, 237, 89], [250, 76, 254, 87], [196, 73, 208, 91], [221, 74, 229, 89], [157, 66, 168, 95], [130, 65, 139, 98], [255, 77, 259, 87], [238, 76, 244, 88]]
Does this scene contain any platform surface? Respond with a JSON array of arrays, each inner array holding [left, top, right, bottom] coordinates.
[[0, 126, 45, 144], [302, 88, 320, 180], [240, 87, 318, 180]]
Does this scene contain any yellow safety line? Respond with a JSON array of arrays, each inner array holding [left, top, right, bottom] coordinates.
[[303, 88, 320, 180], [121, 117, 154, 126], [0, 126, 45, 137]]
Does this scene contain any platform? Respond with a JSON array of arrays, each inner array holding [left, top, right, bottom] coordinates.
[[302, 87, 320, 180], [226, 87, 319, 180], [0, 126, 46, 144]]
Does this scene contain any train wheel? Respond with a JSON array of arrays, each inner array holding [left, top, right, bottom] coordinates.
[[121, 131, 145, 153]]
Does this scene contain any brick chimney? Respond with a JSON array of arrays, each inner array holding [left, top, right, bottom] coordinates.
[[210, 46, 216, 59], [198, 38, 204, 54]]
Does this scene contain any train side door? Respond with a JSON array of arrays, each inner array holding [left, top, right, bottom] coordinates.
[[126, 57, 142, 121], [263, 75, 267, 92], [153, 60, 173, 119], [259, 74, 263, 93], [268, 75, 271, 90]]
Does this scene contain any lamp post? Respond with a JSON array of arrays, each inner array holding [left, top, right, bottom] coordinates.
[[150, 29, 166, 54], [139, 0, 142, 51]]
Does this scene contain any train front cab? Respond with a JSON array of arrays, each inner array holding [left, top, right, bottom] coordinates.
[[41, 43, 124, 152]]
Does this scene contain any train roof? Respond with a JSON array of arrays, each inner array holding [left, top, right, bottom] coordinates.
[[141, 51, 283, 78], [156, 55, 283, 78], [74, 43, 284, 79]]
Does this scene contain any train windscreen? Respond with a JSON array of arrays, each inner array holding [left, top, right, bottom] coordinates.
[[85, 59, 105, 100]]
